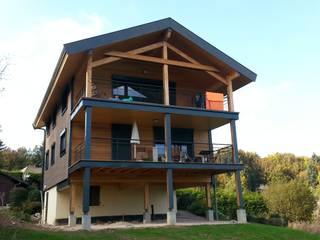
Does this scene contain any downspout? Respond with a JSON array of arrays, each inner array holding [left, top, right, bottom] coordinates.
[[33, 126, 46, 220]]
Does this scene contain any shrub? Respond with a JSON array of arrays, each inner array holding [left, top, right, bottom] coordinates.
[[9, 187, 28, 208], [263, 180, 316, 222], [177, 188, 268, 220], [244, 191, 268, 218]]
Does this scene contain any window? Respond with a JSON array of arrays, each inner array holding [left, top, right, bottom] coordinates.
[[60, 129, 67, 157], [50, 143, 55, 166], [90, 186, 100, 206], [46, 121, 51, 137], [61, 88, 68, 115], [52, 110, 57, 129], [45, 150, 49, 170], [111, 75, 176, 105]]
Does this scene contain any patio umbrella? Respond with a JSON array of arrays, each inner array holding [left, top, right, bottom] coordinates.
[[131, 122, 140, 160]]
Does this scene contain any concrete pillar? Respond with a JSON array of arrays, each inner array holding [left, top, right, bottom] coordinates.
[[68, 213, 76, 227], [82, 214, 91, 230], [167, 210, 176, 225], [207, 209, 214, 222], [237, 209, 247, 223], [143, 211, 151, 224]]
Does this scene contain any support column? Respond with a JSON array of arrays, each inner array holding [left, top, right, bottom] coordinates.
[[68, 183, 77, 227], [166, 169, 176, 225], [211, 176, 218, 220], [85, 50, 93, 97], [162, 42, 170, 105], [230, 120, 246, 223], [227, 76, 246, 223], [164, 113, 172, 162], [143, 183, 151, 223], [84, 107, 92, 160], [82, 167, 91, 230], [205, 182, 214, 221]]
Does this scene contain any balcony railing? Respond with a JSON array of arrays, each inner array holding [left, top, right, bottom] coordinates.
[[72, 137, 233, 164], [73, 78, 229, 111]]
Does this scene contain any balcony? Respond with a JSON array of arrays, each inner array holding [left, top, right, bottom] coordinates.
[[73, 75, 229, 112], [73, 137, 233, 165]]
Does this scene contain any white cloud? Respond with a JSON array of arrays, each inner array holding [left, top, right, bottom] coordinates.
[[0, 14, 109, 149]]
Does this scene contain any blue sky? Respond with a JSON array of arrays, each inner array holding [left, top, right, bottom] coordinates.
[[0, 0, 319, 156]]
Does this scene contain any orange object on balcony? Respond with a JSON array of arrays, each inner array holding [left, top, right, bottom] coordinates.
[[206, 92, 224, 111]]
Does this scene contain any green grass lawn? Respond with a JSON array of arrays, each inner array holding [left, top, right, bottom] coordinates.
[[0, 224, 319, 240]]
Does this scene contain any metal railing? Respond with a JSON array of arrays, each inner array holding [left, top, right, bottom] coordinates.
[[86, 78, 229, 111], [72, 137, 233, 164]]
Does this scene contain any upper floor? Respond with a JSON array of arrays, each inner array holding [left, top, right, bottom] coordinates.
[[33, 18, 256, 130]]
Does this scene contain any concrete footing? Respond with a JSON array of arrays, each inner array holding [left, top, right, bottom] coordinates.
[[68, 213, 76, 227], [167, 210, 176, 225], [237, 209, 247, 223], [143, 211, 151, 223], [82, 214, 91, 231], [206, 209, 214, 222]]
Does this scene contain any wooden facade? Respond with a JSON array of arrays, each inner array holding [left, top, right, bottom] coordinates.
[[34, 18, 256, 229]]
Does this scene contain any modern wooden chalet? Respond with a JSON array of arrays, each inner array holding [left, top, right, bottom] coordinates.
[[33, 18, 256, 230]]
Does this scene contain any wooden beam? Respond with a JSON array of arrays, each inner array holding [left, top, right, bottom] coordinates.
[[91, 42, 163, 68], [144, 183, 150, 211], [85, 51, 93, 97], [104, 51, 220, 72], [166, 43, 228, 85], [163, 42, 170, 105], [206, 182, 212, 208]]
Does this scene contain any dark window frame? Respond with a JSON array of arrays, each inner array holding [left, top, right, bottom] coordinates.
[[50, 143, 55, 166], [61, 88, 69, 116], [46, 121, 51, 137], [60, 129, 67, 157], [45, 150, 49, 170], [89, 186, 100, 206], [52, 110, 57, 129]]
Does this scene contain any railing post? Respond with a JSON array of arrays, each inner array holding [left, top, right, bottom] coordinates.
[[84, 107, 92, 160]]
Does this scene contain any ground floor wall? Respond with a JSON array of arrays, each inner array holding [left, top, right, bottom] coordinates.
[[43, 183, 175, 225]]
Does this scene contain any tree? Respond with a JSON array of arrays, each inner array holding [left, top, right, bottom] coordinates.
[[307, 153, 319, 188], [263, 180, 316, 222], [239, 150, 265, 191], [260, 153, 307, 184]]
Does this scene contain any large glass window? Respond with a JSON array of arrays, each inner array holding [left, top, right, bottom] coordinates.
[[112, 75, 176, 104]]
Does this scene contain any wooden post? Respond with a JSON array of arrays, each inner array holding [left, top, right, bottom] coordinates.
[[226, 72, 239, 112], [144, 183, 150, 212], [162, 42, 169, 105], [227, 79, 234, 112], [205, 183, 212, 209], [85, 50, 93, 97]]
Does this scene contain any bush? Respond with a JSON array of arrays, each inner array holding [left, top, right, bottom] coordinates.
[[8, 186, 41, 221], [9, 187, 28, 208], [177, 188, 268, 220], [263, 180, 316, 222]]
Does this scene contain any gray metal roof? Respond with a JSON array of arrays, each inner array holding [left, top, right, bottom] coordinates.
[[63, 17, 257, 81]]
